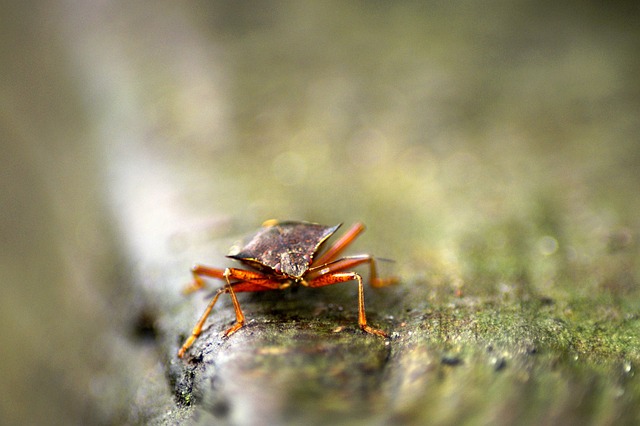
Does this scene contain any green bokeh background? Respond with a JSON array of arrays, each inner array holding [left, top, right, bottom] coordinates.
[[1, 1, 638, 424]]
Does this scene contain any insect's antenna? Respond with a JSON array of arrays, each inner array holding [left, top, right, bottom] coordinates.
[[308, 255, 395, 271], [307, 255, 361, 271]]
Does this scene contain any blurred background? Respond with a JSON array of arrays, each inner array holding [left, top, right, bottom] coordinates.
[[1, 1, 639, 424]]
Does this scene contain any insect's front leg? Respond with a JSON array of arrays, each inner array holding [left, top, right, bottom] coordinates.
[[178, 288, 225, 358], [178, 268, 285, 358], [221, 268, 246, 337], [308, 255, 398, 288], [308, 271, 388, 338]]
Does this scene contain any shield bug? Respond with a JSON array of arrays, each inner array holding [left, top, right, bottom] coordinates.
[[177, 220, 397, 358]]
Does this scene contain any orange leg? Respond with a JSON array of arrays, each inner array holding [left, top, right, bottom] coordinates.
[[177, 267, 286, 358], [222, 273, 245, 337], [182, 264, 227, 294], [183, 264, 287, 293], [308, 271, 388, 337], [178, 288, 224, 358], [309, 255, 398, 288], [312, 223, 366, 267]]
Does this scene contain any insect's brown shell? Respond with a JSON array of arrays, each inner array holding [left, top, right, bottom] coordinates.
[[227, 221, 341, 277]]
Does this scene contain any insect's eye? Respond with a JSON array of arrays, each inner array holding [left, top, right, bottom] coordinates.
[[274, 262, 282, 274]]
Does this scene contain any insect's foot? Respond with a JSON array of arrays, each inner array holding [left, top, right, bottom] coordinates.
[[178, 334, 197, 358], [361, 324, 389, 338], [223, 322, 244, 337]]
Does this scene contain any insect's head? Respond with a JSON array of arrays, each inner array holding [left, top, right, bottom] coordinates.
[[275, 251, 310, 279]]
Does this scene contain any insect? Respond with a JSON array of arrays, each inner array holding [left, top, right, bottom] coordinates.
[[177, 220, 397, 358]]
